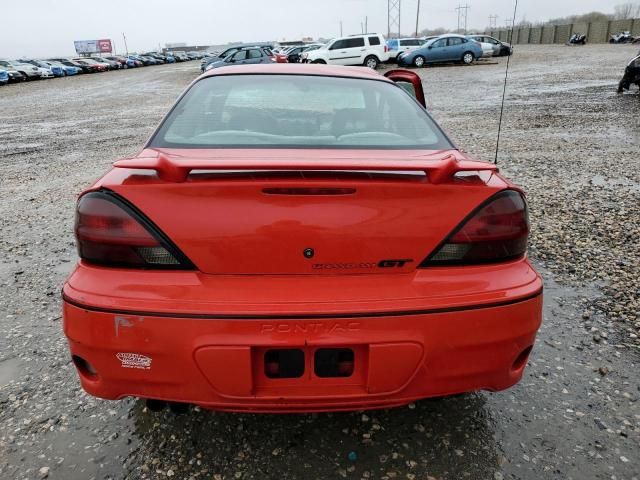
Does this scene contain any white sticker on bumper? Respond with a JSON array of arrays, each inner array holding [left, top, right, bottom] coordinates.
[[116, 352, 152, 370]]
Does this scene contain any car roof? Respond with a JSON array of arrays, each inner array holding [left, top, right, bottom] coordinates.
[[201, 64, 392, 82]]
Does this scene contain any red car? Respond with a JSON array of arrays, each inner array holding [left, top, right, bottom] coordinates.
[[73, 58, 109, 72], [273, 52, 289, 63], [63, 64, 542, 413]]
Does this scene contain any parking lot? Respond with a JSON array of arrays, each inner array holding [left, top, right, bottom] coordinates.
[[1, 44, 639, 480]]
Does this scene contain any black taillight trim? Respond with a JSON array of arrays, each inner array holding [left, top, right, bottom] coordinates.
[[77, 190, 196, 270], [418, 189, 528, 268]]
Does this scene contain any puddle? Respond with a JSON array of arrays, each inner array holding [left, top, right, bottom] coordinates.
[[591, 174, 640, 193]]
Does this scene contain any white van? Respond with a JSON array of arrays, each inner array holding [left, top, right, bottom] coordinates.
[[303, 33, 390, 69]]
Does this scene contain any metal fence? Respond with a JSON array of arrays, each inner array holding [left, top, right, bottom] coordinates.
[[487, 18, 640, 44]]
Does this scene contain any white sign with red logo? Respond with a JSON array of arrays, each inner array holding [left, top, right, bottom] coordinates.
[[74, 39, 112, 54]]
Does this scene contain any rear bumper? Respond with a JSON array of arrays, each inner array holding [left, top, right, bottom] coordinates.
[[63, 273, 542, 412]]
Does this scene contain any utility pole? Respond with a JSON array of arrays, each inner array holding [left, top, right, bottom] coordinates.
[[388, 0, 401, 39], [122, 32, 129, 56], [340, 20, 343, 36], [489, 14, 498, 30], [503, 18, 513, 42], [365, 16, 368, 33], [361, 22, 364, 34], [455, 4, 470, 34], [415, 0, 421, 36]]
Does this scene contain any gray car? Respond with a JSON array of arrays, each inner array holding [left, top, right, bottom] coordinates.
[[204, 47, 274, 71], [468, 35, 512, 57], [0, 60, 41, 80]]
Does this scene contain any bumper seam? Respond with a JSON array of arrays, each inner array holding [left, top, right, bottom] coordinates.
[[62, 289, 542, 320]]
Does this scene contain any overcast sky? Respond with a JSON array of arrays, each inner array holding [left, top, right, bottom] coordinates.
[[0, 0, 622, 58]]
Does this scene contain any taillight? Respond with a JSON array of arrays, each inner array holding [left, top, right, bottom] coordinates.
[[420, 190, 529, 266], [384, 45, 389, 52], [74, 191, 194, 269]]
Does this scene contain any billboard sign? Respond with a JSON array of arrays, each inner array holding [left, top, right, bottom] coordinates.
[[74, 39, 112, 54]]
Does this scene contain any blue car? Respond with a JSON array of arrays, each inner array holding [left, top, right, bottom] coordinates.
[[0, 69, 8, 85], [24, 59, 65, 77], [165, 55, 176, 63], [52, 61, 81, 75], [398, 34, 484, 68]]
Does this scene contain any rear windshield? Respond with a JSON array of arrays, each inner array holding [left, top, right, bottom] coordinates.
[[149, 74, 452, 149]]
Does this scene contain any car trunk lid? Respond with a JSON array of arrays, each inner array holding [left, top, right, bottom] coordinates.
[[104, 148, 503, 275]]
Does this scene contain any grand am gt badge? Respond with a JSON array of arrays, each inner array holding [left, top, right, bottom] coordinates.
[[116, 352, 152, 370]]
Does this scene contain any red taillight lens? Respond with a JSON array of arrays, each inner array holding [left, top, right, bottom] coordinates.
[[384, 45, 389, 52], [421, 190, 529, 266], [75, 192, 193, 269]]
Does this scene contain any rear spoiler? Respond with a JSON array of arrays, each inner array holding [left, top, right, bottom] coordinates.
[[114, 153, 497, 184]]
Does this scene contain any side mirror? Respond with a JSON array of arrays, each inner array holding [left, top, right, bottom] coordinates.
[[428, 45, 433, 49], [384, 69, 426, 107]]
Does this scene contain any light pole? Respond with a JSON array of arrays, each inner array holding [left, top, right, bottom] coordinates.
[[415, 0, 421, 36]]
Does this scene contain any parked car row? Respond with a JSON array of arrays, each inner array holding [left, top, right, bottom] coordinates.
[[200, 35, 392, 71], [396, 34, 512, 68], [0, 51, 198, 86], [198, 32, 513, 74]]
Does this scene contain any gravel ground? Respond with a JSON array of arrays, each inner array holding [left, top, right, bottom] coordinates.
[[1, 44, 639, 480]]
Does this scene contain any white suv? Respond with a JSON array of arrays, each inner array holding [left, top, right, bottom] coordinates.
[[303, 33, 390, 69]]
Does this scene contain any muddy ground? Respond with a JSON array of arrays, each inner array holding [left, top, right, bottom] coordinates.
[[1, 44, 639, 480]]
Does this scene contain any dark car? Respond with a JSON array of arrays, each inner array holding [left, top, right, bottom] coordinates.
[[284, 45, 307, 63], [169, 52, 185, 62], [50, 58, 94, 73], [2, 68, 27, 83], [105, 56, 130, 68], [131, 55, 157, 66], [173, 52, 190, 62], [145, 53, 167, 63], [203, 47, 275, 71], [618, 54, 640, 93], [200, 47, 241, 71], [93, 57, 122, 70], [141, 56, 160, 65], [73, 58, 109, 72]]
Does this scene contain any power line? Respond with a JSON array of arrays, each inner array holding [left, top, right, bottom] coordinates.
[[122, 32, 129, 56], [388, 0, 401, 39], [455, 4, 471, 34], [489, 15, 499, 30]]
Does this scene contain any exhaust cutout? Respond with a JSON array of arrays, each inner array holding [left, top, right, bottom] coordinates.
[[168, 402, 189, 414], [145, 399, 167, 412]]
